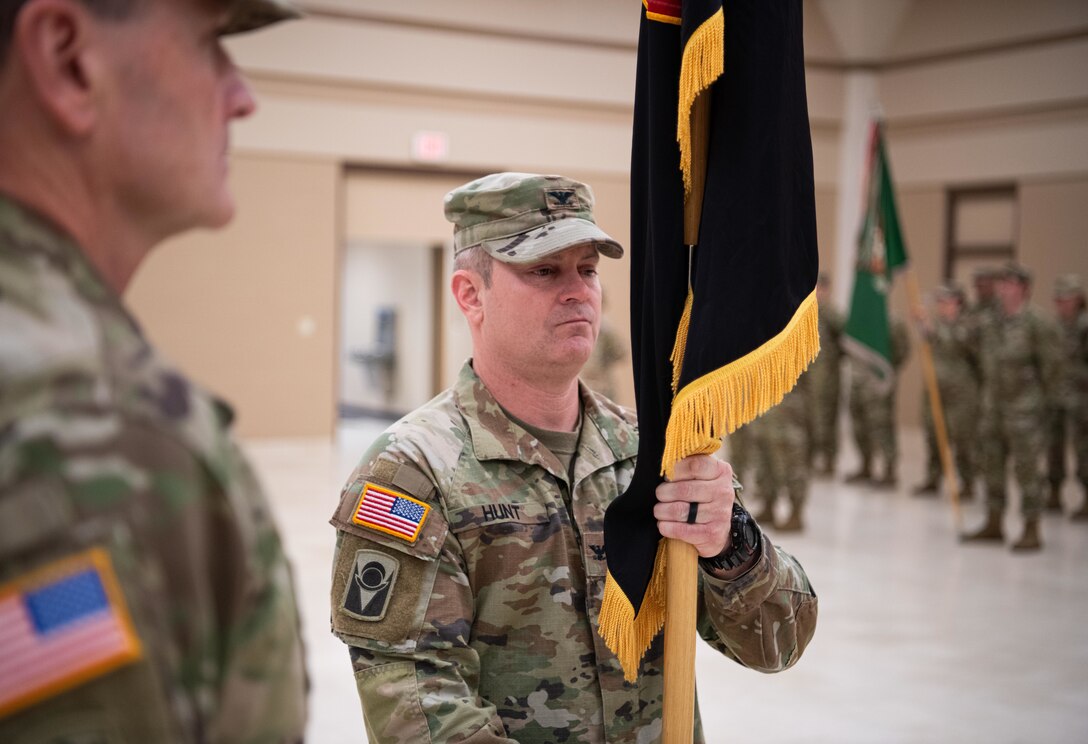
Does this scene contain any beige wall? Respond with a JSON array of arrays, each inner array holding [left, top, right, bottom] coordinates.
[[114, 1, 1088, 438], [126, 155, 340, 437]]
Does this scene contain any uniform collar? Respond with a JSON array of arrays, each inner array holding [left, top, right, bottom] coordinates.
[[453, 361, 637, 480]]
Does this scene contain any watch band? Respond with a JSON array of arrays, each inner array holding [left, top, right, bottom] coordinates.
[[699, 502, 761, 573]]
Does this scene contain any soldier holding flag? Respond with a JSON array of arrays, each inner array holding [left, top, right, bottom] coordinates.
[[327, 172, 816, 743]]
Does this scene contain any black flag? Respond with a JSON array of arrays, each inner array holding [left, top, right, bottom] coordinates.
[[598, 0, 820, 681]]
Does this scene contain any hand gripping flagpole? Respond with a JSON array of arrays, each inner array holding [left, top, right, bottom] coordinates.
[[663, 89, 711, 744]]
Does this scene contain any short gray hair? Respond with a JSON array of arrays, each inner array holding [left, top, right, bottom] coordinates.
[[453, 245, 493, 288]]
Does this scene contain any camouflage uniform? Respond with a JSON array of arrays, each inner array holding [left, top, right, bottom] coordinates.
[[919, 308, 982, 490], [1048, 282, 1088, 509], [808, 301, 844, 473], [749, 377, 810, 529], [847, 320, 910, 481], [0, 196, 307, 742], [979, 303, 1062, 518], [330, 362, 818, 744]]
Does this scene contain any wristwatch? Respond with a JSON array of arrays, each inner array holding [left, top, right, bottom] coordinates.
[[698, 502, 762, 573]]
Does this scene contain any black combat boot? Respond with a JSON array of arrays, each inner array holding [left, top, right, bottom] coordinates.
[[912, 479, 939, 496], [1010, 518, 1042, 552], [844, 461, 871, 484], [961, 509, 1004, 543], [777, 504, 804, 532]]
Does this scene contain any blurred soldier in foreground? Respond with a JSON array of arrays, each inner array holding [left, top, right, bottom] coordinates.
[[329, 173, 817, 743], [965, 262, 1062, 551], [845, 318, 910, 487], [751, 377, 811, 531], [0, 1, 307, 741], [1049, 274, 1088, 518], [808, 273, 845, 476], [912, 283, 981, 497]]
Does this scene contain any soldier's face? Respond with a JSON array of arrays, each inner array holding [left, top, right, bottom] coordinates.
[[96, 0, 257, 239], [936, 296, 961, 322], [478, 243, 602, 382], [1055, 295, 1082, 321], [997, 277, 1029, 312]]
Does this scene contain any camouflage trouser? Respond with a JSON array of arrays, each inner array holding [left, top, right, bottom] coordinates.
[[849, 381, 897, 472], [981, 407, 1047, 517], [1047, 403, 1088, 488], [921, 389, 979, 486], [750, 405, 809, 506], [726, 424, 754, 485], [808, 385, 840, 466]]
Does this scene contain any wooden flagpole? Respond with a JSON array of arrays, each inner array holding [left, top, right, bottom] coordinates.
[[663, 89, 711, 744], [905, 271, 963, 531]]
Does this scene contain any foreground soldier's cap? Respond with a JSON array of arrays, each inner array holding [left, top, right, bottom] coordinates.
[[221, 0, 301, 35], [934, 282, 966, 302], [999, 260, 1032, 283], [972, 266, 999, 282], [444, 172, 624, 264], [1054, 273, 1084, 298]]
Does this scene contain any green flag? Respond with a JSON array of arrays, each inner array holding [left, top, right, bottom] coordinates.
[[844, 121, 908, 389]]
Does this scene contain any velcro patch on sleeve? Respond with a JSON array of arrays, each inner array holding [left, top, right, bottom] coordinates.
[[0, 547, 143, 718], [351, 482, 431, 543], [340, 549, 400, 622]]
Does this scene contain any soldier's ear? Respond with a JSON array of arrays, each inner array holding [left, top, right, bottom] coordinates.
[[12, 0, 107, 136], [451, 269, 485, 323]]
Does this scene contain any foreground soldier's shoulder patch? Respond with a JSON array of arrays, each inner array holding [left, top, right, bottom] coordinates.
[[351, 482, 431, 543], [0, 548, 143, 718], [340, 550, 400, 622]]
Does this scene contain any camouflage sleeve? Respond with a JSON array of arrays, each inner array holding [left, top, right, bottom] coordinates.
[[0, 404, 307, 743], [330, 464, 517, 744], [695, 534, 817, 672]]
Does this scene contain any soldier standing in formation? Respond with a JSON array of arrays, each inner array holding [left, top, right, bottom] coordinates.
[[328, 173, 817, 743], [912, 284, 982, 497], [0, 1, 307, 741], [845, 319, 911, 487], [1049, 274, 1088, 519], [808, 274, 845, 476], [750, 376, 812, 531], [964, 262, 1062, 551]]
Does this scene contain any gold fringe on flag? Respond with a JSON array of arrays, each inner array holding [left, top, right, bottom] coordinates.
[[677, 7, 724, 195], [597, 540, 668, 683], [661, 289, 821, 477], [669, 288, 695, 396]]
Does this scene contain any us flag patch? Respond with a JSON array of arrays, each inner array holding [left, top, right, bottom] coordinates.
[[0, 548, 143, 717], [352, 482, 431, 543]]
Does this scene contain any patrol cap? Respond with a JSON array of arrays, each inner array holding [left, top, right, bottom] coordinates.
[[998, 260, 1032, 284], [1054, 273, 1084, 298], [221, 0, 301, 35], [444, 172, 624, 264], [933, 282, 966, 302], [971, 266, 999, 282]]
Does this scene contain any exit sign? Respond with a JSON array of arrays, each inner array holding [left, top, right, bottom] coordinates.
[[412, 131, 449, 162]]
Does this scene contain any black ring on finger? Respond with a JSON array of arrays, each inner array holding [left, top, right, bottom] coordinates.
[[686, 502, 699, 525]]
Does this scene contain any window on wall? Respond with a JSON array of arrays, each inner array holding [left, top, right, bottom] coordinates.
[[944, 184, 1018, 288]]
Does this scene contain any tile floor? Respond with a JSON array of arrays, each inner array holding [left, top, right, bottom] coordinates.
[[243, 423, 1088, 744]]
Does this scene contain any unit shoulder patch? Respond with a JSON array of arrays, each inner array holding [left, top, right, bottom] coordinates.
[[351, 481, 431, 543], [0, 548, 143, 718], [340, 550, 400, 622]]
